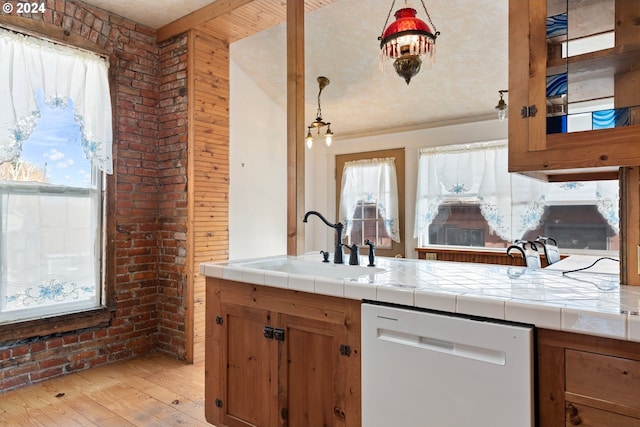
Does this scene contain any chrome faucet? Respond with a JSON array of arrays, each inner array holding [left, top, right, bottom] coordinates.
[[303, 210, 344, 264]]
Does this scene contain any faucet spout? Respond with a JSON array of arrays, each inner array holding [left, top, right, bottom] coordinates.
[[303, 210, 337, 228], [303, 210, 344, 264]]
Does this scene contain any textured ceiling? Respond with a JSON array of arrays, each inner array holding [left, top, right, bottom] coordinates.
[[231, 0, 509, 138], [80, 0, 508, 138]]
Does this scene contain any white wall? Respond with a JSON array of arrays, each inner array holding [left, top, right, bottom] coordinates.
[[229, 57, 508, 260], [228, 58, 287, 260]]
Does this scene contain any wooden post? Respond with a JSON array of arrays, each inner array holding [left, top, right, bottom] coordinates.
[[287, 0, 305, 255]]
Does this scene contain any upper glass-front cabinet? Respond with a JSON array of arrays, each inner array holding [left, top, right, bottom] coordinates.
[[508, 0, 640, 181]]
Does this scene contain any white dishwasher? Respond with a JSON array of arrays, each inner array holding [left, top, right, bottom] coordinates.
[[362, 302, 534, 427]]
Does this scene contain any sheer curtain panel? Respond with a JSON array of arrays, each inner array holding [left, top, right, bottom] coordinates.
[[414, 140, 620, 246], [339, 157, 400, 243], [414, 141, 547, 243]]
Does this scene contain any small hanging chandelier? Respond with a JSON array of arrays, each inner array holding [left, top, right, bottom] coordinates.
[[379, 0, 440, 85], [495, 89, 508, 121], [306, 76, 334, 148]]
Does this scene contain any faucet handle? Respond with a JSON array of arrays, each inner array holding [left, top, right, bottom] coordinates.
[[364, 239, 376, 267], [344, 244, 359, 265]]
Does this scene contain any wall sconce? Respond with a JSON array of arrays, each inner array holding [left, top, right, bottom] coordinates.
[[306, 76, 334, 148], [495, 89, 508, 121]]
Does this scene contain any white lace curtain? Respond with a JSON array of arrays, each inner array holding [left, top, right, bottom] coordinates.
[[0, 28, 113, 174], [339, 157, 400, 242], [414, 140, 620, 243]]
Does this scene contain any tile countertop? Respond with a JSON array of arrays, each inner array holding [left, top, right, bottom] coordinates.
[[199, 253, 640, 343]]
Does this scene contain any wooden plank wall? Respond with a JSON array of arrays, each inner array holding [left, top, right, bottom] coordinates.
[[188, 29, 230, 362]]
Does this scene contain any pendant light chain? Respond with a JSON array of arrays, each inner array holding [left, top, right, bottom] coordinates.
[[379, 0, 397, 38], [420, 0, 440, 36]]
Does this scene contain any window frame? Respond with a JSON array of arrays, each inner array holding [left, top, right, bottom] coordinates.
[[0, 18, 115, 341], [336, 148, 405, 258]]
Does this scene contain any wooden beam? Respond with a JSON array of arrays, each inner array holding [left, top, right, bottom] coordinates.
[[157, 0, 253, 43], [287, 0, 305, 256], [0, 15, 109, 56]]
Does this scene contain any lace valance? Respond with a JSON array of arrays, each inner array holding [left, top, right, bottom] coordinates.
[[0, 28, 113, 174]]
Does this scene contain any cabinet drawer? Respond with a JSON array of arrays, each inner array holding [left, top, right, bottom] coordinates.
[[566, 402, 640, 427], [566, 349, 640, 410]]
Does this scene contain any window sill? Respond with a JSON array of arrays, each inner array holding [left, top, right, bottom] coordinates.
[[415, 246, 558, 266], [0, 307, 112, 343]]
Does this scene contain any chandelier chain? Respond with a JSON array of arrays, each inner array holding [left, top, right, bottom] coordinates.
[[419, 0, 439, 36], [379, 0, 397, 38]]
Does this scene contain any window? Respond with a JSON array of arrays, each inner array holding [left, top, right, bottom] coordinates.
[[0, 29, 112, 324], [349, 201, 393, 249], [415, 141, 619, 252], [339, 157, 399, 250], [336, 149, 405, 257]]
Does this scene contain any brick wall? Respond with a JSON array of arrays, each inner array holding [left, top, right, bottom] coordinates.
[[0, 0, 189, 390], [157, 34, 189, 358]]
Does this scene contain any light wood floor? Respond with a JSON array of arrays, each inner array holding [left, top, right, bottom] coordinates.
[[0, 352, 209, 426]]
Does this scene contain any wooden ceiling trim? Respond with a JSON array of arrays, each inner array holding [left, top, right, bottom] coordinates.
[[159, 0, 336, 45], [201, 0, 287, 43], [157, 0, 253, 42]]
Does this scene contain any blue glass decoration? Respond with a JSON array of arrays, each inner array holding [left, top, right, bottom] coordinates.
[[546, 74, 568, 98], [592, 107, 631, 130], [547, 13, 568, 39], [547, 115, 567, 134]]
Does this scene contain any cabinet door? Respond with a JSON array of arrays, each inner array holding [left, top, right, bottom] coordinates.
[[205, 279, 362, 427], [509, 0, 640, 178], [280, 314, 349, 427], [220, 303, 279, 427]]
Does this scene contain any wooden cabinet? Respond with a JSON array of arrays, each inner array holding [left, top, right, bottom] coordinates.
[[538, 329, 640, 426], [508, 0, 640, 181], [205, 278, 361, 427]]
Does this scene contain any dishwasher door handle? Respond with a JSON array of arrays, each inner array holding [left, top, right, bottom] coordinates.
[[377, 328, 507, 365]]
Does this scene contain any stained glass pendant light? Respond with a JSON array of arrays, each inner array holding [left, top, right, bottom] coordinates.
[[379, 0, 440, 84]]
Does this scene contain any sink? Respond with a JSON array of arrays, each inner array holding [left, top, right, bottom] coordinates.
[[237, 258, 385, 279]]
